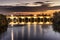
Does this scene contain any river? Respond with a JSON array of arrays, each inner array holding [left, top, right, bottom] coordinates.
[[0, 24, 60, 40]]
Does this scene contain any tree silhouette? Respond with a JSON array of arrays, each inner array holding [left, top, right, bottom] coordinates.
[[0, 14, 8, 33]]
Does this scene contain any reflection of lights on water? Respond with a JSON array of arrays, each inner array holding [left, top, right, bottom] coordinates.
[[22, 26, 24, 39], [8, 15, 52, 40], [27, 23, 30, 39], [11, 29, 14, 40], [34, 22, 37, 37], [10, 21, 52, 40], [39, 25, 42, 35], [10, 14, 14, 40]]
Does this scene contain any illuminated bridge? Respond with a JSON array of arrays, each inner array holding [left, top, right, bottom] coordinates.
[[6, 14, 53, 25]]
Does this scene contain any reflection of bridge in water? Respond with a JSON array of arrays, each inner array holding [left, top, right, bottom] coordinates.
[[6, 15, 53, 26]]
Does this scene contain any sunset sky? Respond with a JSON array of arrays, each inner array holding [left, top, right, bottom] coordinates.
[[0, 0, 60, 15]]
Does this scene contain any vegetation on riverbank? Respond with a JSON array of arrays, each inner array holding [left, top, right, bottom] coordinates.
[[53, 11, 60, 33], [0, 14, 8, 33]]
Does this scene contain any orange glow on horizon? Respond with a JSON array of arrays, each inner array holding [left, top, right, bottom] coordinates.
[[7, 9, 60, 16]]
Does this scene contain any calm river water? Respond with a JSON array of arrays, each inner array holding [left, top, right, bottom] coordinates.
[[0, 24, 60, 40]]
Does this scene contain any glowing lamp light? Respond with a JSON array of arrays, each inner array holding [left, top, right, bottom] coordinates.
[[46, 16, 50, 18], [34, 17, 37, 18], [21, 17, 25, 19], [46, 22, 49, 24], [27, 22, 31, 24], [9, 22, 14, 26], [33, 22, 37, 24], [11, 14, 13, 17], [15, 22, 18, 24], [27, 17, 31, 18], [10, 15, 14, 19], [34, 15, 37, 16], [40, 16, 43, 18], [15, 17, 18, 19], [21, 22, 25, 24], [39, 22, 43, 24]]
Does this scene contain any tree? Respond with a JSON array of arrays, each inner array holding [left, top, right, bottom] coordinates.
[[0, 14, 8, 33], [53, 11, 60, 24]]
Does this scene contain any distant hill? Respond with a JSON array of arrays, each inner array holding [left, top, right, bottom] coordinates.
[[0, 6, 60, 12]]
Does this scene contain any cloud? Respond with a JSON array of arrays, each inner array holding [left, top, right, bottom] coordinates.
[[34, 2, 44, 4], [0, 1, 60, 12], [0, 1, 58, 7], [23, 1, 54, 7], [0, 1, 51, 7], [24, 2, 42, 7]]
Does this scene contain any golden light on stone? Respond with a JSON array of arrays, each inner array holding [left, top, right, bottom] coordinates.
[[34, 17, 37, 18], [21, 17, 25, 19], [27, 17, 31, 18], [27, 22, 31, 24], [46, 22, 50, 24], [15, 17, 18, 19], [10, 22, 14, 26], [39, 16, 44, 18], [33, 22, 37, 24], [10, 14, 14, 19], [21, 22, 25, 24], [39, 22, 44, 24], [34, 15, 37, 16], [46, 16, 50, 18]]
